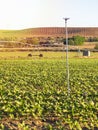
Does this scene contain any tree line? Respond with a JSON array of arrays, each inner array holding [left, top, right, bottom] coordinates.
[[0, 35, 98, 48]]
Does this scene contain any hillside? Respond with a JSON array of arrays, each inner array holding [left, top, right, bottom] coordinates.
[[0, 27, 98, 39]]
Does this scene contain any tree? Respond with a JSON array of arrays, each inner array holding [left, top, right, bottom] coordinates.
[[55, 37, 62, 44], [94, 44, 98, 49], [46, 37, 55, 43], [24, 37, 39, 45], [62, 38, 66, 45], [68, 39, 74, 45], [58, 35, 85, 45], [32, 37, 39, 45], [73, 35, 85, 45]]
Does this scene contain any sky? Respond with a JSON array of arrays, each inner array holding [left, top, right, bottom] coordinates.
[[0, 0, 98, 30]]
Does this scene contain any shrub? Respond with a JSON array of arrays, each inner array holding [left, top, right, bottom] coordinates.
[[94, 44, 98, 49], [28, 53, 32, 57], [39, 54, 43, 57]]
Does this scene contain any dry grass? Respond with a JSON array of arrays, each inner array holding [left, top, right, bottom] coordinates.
[[0, 50, 98, 60]]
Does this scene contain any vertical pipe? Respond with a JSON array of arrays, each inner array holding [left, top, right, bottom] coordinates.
[[64, 18, 70, 96]]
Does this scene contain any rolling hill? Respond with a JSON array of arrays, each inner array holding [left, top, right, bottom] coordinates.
[[0, 27, 98, 39]]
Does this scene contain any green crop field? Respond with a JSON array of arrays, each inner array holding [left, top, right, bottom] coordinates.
[[0, 55, 98, 129]]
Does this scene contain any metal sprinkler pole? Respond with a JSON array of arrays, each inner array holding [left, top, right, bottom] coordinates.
[[64, 18, 70, 96]]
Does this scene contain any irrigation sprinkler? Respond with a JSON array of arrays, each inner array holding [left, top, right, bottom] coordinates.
[[63, 18, 70, 96]]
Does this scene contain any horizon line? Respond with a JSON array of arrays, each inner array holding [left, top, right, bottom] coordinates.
[[1, 26, 98, 31]]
